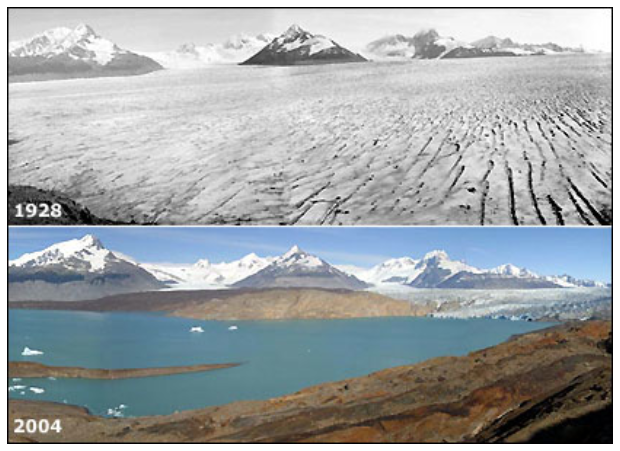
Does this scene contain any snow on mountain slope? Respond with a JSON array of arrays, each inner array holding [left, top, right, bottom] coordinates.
[[141, 253, 275, 289], [9, 234, 120, 272], [9, 24, 122, 64], [143, 34, 276, 69], [8, 235, 165, 302], [8, 24, 162, 79], [356, 257, 421, 285], [241, 24, 367, 66], [337, 250, 606, 290], [364, 35, 417, 59], [233, 246, 369, 290], [489, 264, 538, 278]]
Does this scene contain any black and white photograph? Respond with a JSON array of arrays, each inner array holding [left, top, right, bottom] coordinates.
[[7, 8, 612, 225]]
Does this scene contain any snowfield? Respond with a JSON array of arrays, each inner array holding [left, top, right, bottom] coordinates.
[[8, 54, 610, 225]]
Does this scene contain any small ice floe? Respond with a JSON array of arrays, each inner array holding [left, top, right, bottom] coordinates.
[[29, 387, 45, 394], [8, 385, 27, 392], [21, 347, 44, 356], [228, 325, 238, 331], [190, 326, 204, 333], [48, 377, 56, 381], [106, 404, 128, 418], [12, 378, 22, 382]]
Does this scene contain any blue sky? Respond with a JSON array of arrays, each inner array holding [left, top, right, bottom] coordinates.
[[9, 8, 612, 53], [8, 227, 611, 282]]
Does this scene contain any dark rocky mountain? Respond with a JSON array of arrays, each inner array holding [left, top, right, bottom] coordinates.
[[8, 24, 163, 81], [233, 246, 369, 290], [8, 235, 165, 301], [241, 24, 367, 66]]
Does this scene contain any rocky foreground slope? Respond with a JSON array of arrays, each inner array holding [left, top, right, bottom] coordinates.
[[8, 321, 611, 443]]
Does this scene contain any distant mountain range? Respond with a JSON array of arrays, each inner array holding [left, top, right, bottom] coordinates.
[[9, 23, 594, 80], [8, 24, 163, 80], [366, 29, 586, 60], [142, 34, 276, 69], [8, 235, 608, 302]]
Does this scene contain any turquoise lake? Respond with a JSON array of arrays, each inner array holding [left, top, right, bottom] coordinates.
[[8, 309, 551, 417]]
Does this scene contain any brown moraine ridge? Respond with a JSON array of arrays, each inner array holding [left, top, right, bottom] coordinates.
[[8, 361, 240, 380]]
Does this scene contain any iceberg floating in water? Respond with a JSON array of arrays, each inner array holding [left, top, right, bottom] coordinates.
[[29, 387, 45, 394], [21, 347, 44, 356], [190, 326, 204, 333], [8, 385, 27, 392], [228, 325, 238, 331], [107, 404, 128, 418]]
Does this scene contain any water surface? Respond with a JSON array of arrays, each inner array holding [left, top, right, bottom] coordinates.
[[9, 309, 550, 417]]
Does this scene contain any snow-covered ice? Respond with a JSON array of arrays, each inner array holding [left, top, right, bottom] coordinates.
[[8, 55, 611, 225], [21, 347, 44, 356]]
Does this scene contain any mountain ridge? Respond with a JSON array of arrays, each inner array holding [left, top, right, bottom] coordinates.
[[8, 24, 163, 81], [9, 235, 608, 296]]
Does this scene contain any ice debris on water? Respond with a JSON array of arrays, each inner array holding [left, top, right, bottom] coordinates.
[[21, 346, 44, 356], [106, 404, 128, 418], [190, 326, 204, 333]]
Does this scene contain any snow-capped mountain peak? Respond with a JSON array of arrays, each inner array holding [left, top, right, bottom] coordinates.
[[422, 250, 449, 261], [9, 234, 118, 272], [490, 264, 537, 278], [282, 245, 303, 258], [274, 25, 336, 55], [242, 24, 366, 65], [9, 24, 124, 65], [282, 24, 306, 40], [278, 246, 325, 268]]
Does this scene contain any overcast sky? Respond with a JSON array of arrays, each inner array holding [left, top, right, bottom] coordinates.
[[8, 8, 612, 53]]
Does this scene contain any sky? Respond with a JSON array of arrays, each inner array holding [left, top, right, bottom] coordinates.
[[8, 8, 612, 53], [8, 227, 611, 282]]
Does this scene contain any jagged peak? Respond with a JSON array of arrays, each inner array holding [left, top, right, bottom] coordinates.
[[282, 245, 304, 258], [73, 23, 97, 38], [423, 250, 449, 261], [79, 234, 104, 249], [281, 24, 311, 40]]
